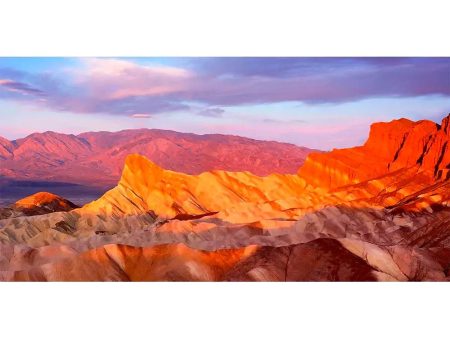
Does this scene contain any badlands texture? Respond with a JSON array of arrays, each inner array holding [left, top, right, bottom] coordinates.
[[0, 115, 449, 281]]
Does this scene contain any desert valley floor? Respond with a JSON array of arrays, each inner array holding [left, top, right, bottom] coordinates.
[[0, 115, 449, 281]]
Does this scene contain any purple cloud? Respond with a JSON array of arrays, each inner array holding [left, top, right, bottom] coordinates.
[[178, 57, 448, 78], [0, 79, 46, 97], [186, 58, 449, 105], [0, 57, 448, 116], [263, 118, 306, 124], [130, 113, 151, 118], [197, 107, 225, 117]]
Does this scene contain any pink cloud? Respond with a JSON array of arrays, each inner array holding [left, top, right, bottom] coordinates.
[[130, 113, 151, 118], [0, 78, 46, 96], [0, 58, 448, 119], [77, 58, 192, 100]]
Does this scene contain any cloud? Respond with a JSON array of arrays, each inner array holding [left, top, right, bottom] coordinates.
[[130, 113, 151, 118], [0, 57, 448, 117], [197, 107, 225, 117], [0, 59, 193, 116], [188, 58, 450, 105], [180, 57, 449, 79], [0, 78, 46, 97], [262, 118, 306, 124], [78, 58, 192, 100]]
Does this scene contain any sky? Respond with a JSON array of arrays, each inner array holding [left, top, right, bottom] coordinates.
[[0, 57, 449, 150]]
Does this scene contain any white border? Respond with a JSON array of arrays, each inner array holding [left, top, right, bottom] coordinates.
[[0, 1, 448, 337], [0, 0, 449, 56], [1, 282, 448, 338]]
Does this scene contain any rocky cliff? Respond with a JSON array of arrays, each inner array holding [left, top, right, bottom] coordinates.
[[298, 114, 449, 189]]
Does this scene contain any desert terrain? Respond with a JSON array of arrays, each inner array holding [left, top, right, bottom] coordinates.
[[0, 115, 448, 281]]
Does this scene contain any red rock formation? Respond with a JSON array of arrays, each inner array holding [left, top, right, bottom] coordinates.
[[1, 239, 448, 281], [84, 153, 306, 218], [14, 191, 77, 210], [298, 114, 450, 189], [1, 192, 79, 219], [0, 115, 448, 281]]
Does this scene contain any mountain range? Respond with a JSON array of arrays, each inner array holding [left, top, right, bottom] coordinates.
[[0, 129, 315, 188], [0, 114, 448, 281]]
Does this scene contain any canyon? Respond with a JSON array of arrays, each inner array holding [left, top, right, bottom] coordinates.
[[0, 114, 448, 281]]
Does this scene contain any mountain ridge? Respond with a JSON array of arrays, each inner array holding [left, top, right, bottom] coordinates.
[[0, 128, 316, 187]]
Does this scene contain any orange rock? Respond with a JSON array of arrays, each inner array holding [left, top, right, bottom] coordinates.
[[1, 115, 449, 282], [298, 114, 450, 189], [84, 154, 307, 218], [14, 192, 78, 213]]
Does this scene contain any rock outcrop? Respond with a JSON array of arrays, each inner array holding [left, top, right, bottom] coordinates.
[[84, 154, 306, 218], [0, 192, 79, 219], [298, 114, 450, 189]]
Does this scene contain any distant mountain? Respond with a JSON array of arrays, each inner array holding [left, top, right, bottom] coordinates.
[[0, 129, 316, 187]]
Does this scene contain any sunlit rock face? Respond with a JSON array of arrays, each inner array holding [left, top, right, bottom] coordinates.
[[83, 154, 307, 218], [298, 115, 450, 190], [0, 192, 79, 220], [0, 115, 448, 281]]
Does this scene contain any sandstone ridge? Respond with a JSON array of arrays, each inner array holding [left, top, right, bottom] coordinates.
[[299, 114, 450, 190]]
